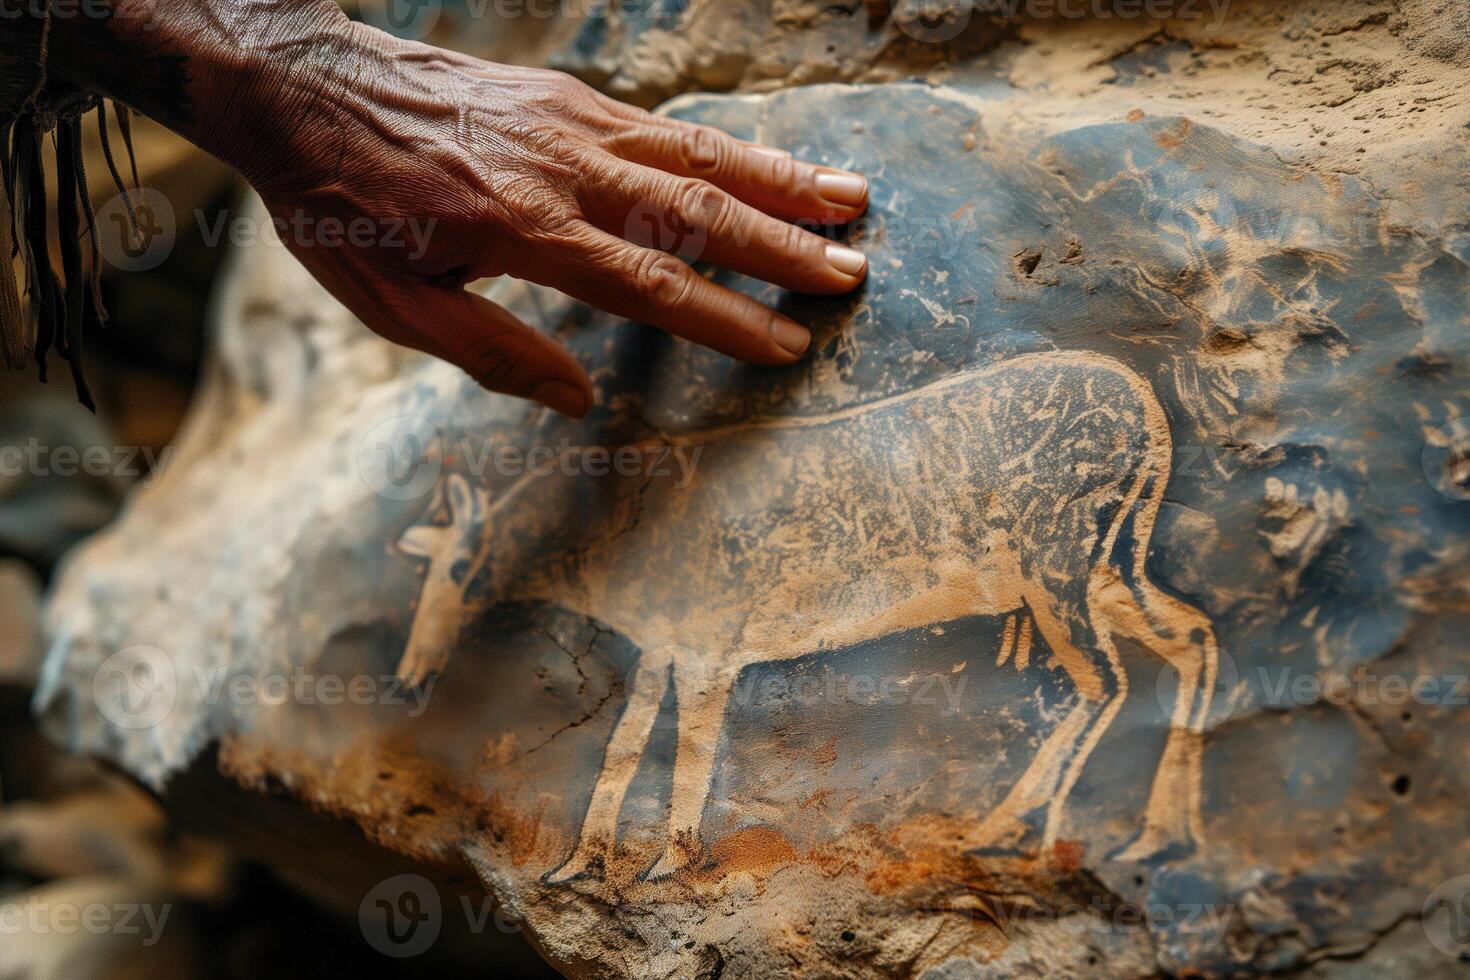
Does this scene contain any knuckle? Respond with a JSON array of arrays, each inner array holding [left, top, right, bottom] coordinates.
[[605, 122, 658, 159], [676, 179, 728, 227], [452, 321, 529, 390], [634, 252, 696, 309], [764, 153, 799, 187], [678, 126, 724, 172], [464, 339, 525, 391]]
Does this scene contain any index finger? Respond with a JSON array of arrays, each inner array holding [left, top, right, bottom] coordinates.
[[608, 118, 870, 226]]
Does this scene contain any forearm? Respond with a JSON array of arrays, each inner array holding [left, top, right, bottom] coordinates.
[[42, 0, 352, 182]]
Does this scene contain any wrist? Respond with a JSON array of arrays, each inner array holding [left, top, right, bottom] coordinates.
[[186, 7, 368, 190], [46, 0, 354, 181]]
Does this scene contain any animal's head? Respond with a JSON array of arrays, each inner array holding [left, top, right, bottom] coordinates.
[[392, 474, 492, 688], [396, 473, 490, 588]]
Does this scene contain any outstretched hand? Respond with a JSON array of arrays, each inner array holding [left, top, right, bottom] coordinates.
[[61, 4, 870, 417]]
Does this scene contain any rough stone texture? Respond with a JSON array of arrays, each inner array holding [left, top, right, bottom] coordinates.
[[544, 0, 1015, 107], [36, 1, 1470, 977]]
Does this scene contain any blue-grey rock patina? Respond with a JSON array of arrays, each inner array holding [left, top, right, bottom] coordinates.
[[37, 3, 1470, 977]]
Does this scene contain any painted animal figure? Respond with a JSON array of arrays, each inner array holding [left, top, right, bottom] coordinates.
[[395, 351, 1219, 880], [395, 474, 491, 689]]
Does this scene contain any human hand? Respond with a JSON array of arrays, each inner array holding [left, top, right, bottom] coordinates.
[[202, 18, 870, 417]]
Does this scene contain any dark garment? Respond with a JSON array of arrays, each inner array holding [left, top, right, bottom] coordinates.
[[2, 1, 134, 410]]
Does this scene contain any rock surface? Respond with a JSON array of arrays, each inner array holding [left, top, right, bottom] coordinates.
[[37, 1, 1470, 976]]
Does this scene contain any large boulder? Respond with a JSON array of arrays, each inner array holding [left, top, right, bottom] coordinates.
[[36, 1, 1470, 976]]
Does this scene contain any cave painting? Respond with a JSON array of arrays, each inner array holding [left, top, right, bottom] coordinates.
[[394, 351, 1219, 880], [394, 474, 491, 689]]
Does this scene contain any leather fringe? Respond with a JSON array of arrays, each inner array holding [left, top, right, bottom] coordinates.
[[0, 118, 26, 369], [1, 100, 128, 410]]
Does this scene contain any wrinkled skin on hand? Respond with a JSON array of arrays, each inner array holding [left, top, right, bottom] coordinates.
[[59, 3, 871, 416]]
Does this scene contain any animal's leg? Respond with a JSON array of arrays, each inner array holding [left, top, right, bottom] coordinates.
[[545, 644, 677, 884], [1105, 580, 1219, 861], [970, 597, 1107, 852], [1033, 592, 1128, 852], [644, 661, 739, 879], [967, 697, 1096, 852]]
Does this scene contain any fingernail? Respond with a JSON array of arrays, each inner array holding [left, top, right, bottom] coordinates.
[[749, 145, 791, 159], [825, 244, 867, 277], [531, 379, 589, 419], [769, 316, 811, 358], [815, 171, 868, 208]]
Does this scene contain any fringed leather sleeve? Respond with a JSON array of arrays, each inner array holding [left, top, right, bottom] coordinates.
[[3, 1, 131, 410]]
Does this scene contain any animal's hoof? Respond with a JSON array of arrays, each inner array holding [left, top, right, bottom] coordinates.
[[392, 659, 438, 693], [640, 849, 685, 881], [965, 809, 1040, 855], [543, 849, 604, 885], [641, 840, 711, 881]]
